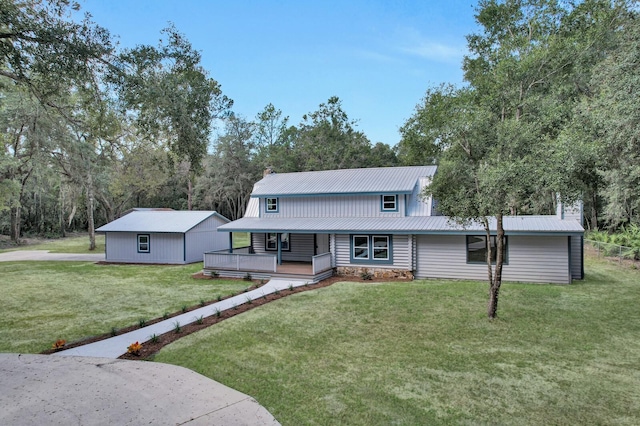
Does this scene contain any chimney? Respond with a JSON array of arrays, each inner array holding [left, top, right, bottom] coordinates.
[[263, 167, 274, 177]]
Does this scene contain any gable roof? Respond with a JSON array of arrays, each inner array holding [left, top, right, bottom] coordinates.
[[97, 211, 229, 234], [218, 215, 583, 235], [251, 166, 437, 197]]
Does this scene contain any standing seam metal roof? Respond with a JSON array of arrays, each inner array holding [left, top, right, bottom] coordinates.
[[96, 211, 229, 233], [218, 215, 584, 234], [250, 166, 437, 197]]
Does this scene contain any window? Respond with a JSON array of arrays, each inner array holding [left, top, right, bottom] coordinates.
[[265, 233, 289, 251], [466, 235, 508, 264], [351, 235, 392, 264], [137, 234, 150, 253], [353, 235, 369, 259], [372, 236, 389, 260], [265, 198, 279, 213], [381, 195, 397, 211]]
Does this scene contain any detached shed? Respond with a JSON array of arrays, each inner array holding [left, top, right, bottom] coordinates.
[[97, 211, 230, 264]]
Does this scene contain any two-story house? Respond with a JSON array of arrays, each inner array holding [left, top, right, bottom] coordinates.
[[205, 166, 584, 284]]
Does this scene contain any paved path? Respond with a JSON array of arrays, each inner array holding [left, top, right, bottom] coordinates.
[[55, 278, 311, 358], [0, 353, 280, 425], [0, 250, 104, 262]]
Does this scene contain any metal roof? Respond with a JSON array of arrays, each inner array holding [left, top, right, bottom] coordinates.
[[97, 211, 229, 233], [218, 215, 583, 235], [251, 166, 437, 197]]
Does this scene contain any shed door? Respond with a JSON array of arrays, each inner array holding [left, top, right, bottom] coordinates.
[[316, 234, 330, 255]]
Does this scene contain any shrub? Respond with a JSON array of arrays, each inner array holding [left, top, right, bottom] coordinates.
[[138, 318, 147, 328], [243, 272, 252, 281], [360, 270, 373, 280]]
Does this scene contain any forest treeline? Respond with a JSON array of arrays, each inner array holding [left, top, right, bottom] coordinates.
[[1, 0, 639, 247]]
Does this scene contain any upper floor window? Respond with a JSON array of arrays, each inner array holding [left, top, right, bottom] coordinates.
[[381, 195, 398, 212], [137, 234, 150, 253], [265, 197, 279, 213], [466, 235, 508, 264]]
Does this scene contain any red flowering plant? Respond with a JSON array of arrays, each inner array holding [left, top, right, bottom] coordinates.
[[127, 341, 142, 356]]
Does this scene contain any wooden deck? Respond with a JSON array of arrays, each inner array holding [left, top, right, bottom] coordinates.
[[203, 261, 333, 283]]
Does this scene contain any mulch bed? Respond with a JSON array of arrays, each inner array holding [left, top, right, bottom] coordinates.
[[44, 274, 401, 360]]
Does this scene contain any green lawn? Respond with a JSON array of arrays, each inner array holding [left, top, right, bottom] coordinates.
[[155, 256, 640, 425], [0, 234, 105, 253], [0, 261, 249, 353]]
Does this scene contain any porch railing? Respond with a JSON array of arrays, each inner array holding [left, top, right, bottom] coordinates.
[[312, 252, 332, 274], [204, 251, 277, 272]]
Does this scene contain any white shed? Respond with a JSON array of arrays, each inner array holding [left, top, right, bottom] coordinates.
[[97, 211, 230, 264]]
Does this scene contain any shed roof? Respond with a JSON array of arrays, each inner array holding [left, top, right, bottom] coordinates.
[[97, 211, 229, 233], [251, 166, 437, 197], [218, 215, 583, 235]]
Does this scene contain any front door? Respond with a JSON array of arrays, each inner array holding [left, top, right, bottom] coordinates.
[[315, 234, 330, 255]]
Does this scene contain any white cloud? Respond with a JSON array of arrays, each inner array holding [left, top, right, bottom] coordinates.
[[396, 27, 468, 63]]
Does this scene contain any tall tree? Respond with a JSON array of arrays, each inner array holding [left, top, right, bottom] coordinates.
[[195, 115, 260, 219], [113, 26, 233, 208], [409, 0, 621, 318], [293, 96, 373, 171]]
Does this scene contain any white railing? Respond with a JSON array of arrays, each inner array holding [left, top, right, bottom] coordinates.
[[204, 251, 277, 272], [312, 252, 332, 274]]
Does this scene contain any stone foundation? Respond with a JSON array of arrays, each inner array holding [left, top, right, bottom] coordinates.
[[336, 266, 414, 280]]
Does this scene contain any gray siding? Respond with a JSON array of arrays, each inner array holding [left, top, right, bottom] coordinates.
[[105, 232, 185, 264], [260, 195, 405, 218], [252, 233, 315, 262], [406, 177, 433, 217], [415, 235, 570, 284], [334, 234, 411, 270], [184, 215, 229, 263], [104, 215, 228, 264]]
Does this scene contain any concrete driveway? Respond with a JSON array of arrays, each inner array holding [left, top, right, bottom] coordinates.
[[0, 250, 104, 262], [0, 354, 280, 425]]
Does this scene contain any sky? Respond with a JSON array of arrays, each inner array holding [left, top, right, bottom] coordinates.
[[75, 0, 480, 146]]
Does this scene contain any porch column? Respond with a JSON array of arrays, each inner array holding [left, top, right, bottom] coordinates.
[[277, 232, 283, 265], [228, 232, 233, 253]]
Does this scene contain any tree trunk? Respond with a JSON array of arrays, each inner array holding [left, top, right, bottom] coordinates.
[[488, 214, 505, 319], [9, 206, 21, 242], [86, 173, 96, 251], [187, 173, 193, 211]]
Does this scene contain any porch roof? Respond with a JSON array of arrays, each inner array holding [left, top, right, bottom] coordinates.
[[218, 215, 584, 235]]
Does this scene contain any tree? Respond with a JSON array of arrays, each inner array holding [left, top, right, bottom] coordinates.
[[113, 26, 233, 208], [1, 0, 115, 116], [409, 0, 619, 318], [195, 115, 260, 219], [293, 96, 373, 171]]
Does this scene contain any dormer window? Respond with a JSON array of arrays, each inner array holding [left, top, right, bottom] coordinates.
[[381, 195, 398, 212], [266, 197, 279, 213]]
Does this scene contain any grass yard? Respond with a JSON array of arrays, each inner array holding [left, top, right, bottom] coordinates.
[[0, 261, 250, 353], [155, 255, 640, 425], [0, 234, 105, 253]]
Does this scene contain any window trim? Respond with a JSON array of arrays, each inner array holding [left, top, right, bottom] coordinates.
[[380, 194, 398, 212], [137, 234, 150, 253], [352, 235, 370, 260], [466, 235, 508, 264], [265, 233, 290, 251], [265, 197, 279, 213], [350, 234, 393, 265]]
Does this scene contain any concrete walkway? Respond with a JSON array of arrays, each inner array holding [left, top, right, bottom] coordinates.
[[55, 278, 311, 358], [0, 353, 279, 425], [0, 250, 104, 262]]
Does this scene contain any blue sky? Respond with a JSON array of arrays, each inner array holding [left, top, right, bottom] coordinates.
[[77, 0, 479, 146]]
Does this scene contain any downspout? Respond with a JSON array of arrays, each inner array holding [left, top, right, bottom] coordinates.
[[228, 232, 234, 253]]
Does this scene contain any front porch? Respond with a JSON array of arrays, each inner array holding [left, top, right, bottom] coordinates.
[[203, 249, 333, 282]]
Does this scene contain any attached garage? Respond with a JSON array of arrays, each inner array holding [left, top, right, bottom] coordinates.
[[415, 234, 577, 284]]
